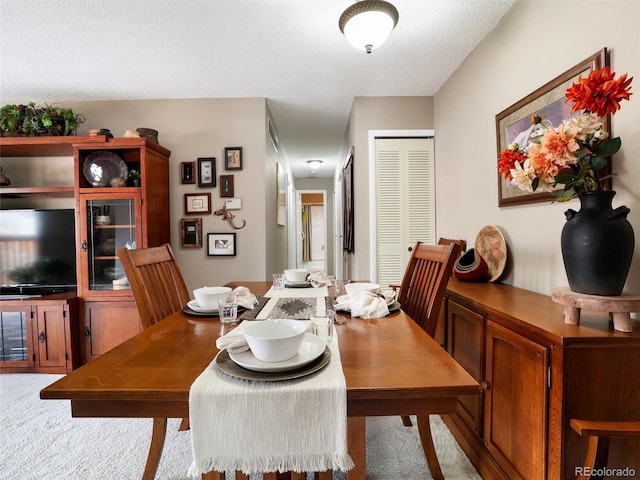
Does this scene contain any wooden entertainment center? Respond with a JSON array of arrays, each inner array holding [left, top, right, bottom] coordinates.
[[0, 136, 170, 372], [442, 278, 640, 480]]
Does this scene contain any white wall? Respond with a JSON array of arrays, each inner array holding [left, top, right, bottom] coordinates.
[[343, 96, 435, 280], [64, 98, 290, 292], [434, 0, 640, 296]]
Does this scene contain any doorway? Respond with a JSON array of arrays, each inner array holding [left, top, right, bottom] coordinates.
[[296, 190, 327, 271], [368, 130, 436, 285]]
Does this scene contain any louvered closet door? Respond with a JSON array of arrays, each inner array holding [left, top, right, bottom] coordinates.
[[375, 137, 435, 286]]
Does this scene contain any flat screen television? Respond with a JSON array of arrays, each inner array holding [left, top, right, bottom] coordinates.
[[0, 209, 77, 295]]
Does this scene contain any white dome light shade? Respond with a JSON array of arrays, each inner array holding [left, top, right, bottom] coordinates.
[[307, 160, 323, 171], [339, 1, 399, 54]]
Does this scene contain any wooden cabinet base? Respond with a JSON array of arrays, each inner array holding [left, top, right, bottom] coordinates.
[[82, 300, 141, 362], [445, 279, 640, 480], [0, 292, 79, 373]]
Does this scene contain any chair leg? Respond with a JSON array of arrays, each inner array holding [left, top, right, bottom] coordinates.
[[179, 417, 190, 431], [417, 415, 444, 480], [401, 415, 413, 427], [142, 418, 167, 480]]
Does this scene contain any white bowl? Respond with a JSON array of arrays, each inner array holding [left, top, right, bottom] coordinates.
[[193, 286, 232, 308], [284, 268, 309, 283], [345, 282, 380, 299], [243, 319, 307, 363]]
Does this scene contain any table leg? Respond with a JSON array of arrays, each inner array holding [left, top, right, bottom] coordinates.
[[201, 471, 225, 480], [563, 305, 581, 325], [142, 418, 167, 480], [612, 312, 633, 332], [346, 416, 365, 480], [417, 415, 444, 480]]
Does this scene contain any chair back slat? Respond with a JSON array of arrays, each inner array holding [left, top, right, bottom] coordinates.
[[397, 241, 461, 337], [117, 244, 191, 330]]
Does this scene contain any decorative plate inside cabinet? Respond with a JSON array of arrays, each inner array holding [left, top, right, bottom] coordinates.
[[83, 151, 128, 187]]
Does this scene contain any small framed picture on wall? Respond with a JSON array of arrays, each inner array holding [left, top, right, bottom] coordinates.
[[180, 218, 202, 248], [220, 175, 234, 197], [197, 157, 216, 187], [181, 162, 196, 184], [184, 193, 212, 215], [207, 232, 236, 256], [225, 147, 243, 170]]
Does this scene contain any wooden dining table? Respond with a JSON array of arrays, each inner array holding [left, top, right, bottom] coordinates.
[[40, 281, 480, 480]]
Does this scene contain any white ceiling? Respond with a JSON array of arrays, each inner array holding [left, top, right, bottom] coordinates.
[[0, 0, 517, 178]]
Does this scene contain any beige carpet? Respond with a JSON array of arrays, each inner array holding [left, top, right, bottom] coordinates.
[[0, 374, 480, 480]]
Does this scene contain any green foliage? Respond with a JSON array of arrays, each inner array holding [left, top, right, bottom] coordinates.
[[551, 136, 622, 201], [0, 102, 85, 136]]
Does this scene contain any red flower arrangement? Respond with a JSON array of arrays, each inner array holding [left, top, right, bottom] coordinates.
[[497, 67, 633, 201]]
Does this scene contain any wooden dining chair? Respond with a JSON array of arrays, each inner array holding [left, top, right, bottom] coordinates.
[[117, 243, 192, 480], [571, 419, 640, 479], [117, 244, 191, 330], [396, 241, 462, 480], [397, 241, 462, 338]]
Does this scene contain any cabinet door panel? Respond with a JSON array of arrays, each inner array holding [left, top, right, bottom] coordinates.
[[83, 301, 140, 361], [0, 307, 35, 370], [35, 305, 67, 368], [447, 300, 484, 437], [484, 320, 548, 480]]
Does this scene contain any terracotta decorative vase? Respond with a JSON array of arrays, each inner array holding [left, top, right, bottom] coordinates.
[[561, 191, 635, 296]]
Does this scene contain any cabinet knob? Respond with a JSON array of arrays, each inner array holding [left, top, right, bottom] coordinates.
[[38, 331, 45, 343], [481, 380, 490, 391], [408, 246, 413, 252], [84, 327, 91, 338], [81, 240, 87, 252]]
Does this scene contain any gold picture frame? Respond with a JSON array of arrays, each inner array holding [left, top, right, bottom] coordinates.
[[496, 48, 609, 207]]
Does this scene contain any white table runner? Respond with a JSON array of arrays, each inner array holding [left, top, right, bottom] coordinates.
[[188, 285, 352, 477]]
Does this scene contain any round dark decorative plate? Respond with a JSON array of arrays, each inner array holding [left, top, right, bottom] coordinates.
[[83, 151, 128, 187]]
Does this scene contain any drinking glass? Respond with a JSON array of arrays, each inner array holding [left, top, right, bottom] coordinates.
[[218, 296, 238, 324], [310, 309, 335, 343], [272, 273, 285, 290]]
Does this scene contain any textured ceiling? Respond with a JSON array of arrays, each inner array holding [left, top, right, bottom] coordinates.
[[0, 0, 517, 178]]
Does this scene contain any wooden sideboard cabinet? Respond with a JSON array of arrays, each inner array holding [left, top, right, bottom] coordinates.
[[443, 279, 640, 480], [0, 292, 80, 373]]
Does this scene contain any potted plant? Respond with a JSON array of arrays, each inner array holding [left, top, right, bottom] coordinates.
[[128, 169, 141, 187], [0, 102, 85, 136]]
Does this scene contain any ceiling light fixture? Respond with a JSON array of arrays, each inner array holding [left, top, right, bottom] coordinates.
[[339, 0, 399, 54], [307, 160, 323, 172]]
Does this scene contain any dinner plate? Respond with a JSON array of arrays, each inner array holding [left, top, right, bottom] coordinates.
[[336, 294, 396, 306], [83, 151, 128, 187], [285, 280, 312, 288], [216, 347, 331, 382], [228, 333, 326, 373], [187, 299, 218, 313], [183, 302, 248, 317]]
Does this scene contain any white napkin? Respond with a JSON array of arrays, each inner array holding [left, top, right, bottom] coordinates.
[[215, 328, 248, 353], [308, 270, 332, 288], [232, 286, 258, 309], [335, 291, 389, 319]]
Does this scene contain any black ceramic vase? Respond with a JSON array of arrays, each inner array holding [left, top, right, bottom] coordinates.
[[561, 191, 635, 296]]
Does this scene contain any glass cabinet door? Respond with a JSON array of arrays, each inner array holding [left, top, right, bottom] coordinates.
[[85, 198, 138, 291], [0, 307, 33, 368]]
